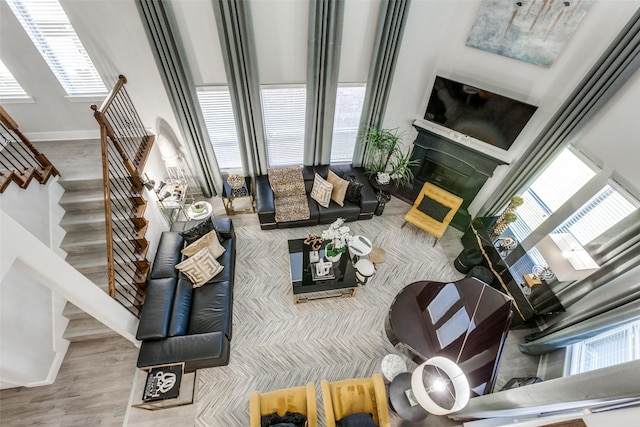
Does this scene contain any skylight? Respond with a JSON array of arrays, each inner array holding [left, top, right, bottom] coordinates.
[[6, 0, 107, 96]]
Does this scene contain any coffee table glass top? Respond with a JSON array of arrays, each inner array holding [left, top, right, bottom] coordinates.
[[288, 238, 357, 295]]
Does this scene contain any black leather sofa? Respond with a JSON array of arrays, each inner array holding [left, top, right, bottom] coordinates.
[[255, 164, 378, 230], [135, 218, 235, 372]]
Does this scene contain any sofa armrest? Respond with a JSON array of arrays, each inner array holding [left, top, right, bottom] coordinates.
[[136, 331, 230, 372], [256, 175, 276, 227], [213, 217, 234, 240], [358, 179, 378, 215]]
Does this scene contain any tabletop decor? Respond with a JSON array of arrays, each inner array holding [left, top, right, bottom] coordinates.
[[321, 217, 352, 262], [304, 234, 324, 263]]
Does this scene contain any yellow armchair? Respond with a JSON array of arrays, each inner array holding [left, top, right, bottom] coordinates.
[[250, 382, 317, 427], [321, 373, 390, 427], [402, 182, 463, 246]]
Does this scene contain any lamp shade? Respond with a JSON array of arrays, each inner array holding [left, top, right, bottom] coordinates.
[[411, 356, 470, 415], [536, 233, 599, 282]]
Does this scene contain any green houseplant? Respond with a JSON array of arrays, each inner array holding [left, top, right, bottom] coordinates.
[[360, 126, 420, 187]]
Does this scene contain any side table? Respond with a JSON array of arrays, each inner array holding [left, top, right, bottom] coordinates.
[[381, 354, 406, 383], [222, 176, 255, 215], [388, 372, 429, 422]]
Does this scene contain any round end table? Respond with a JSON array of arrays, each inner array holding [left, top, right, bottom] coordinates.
[[388, 372, 429, 422], [369, 247, 387, 264], [381, 354, 406, 383]]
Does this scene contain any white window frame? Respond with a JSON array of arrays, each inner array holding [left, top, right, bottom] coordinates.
[[6, 0, 107, 97], [0, 59, 30, 101], [196, 87, 243, 172]]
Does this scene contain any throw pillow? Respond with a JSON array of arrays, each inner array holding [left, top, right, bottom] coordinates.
[[261, 411, 307, 427], [181, 230, 226, 258], [417, 195, 451, 222], [180, 217, 215, 246], [175, 247, 224, 288], [336, 412, 377, 427], [310, 173, 333, 208], [326, 170, 349, 207], [344, 175, 364, 203]]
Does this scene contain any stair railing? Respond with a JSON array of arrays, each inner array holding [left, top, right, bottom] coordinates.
[[0, 106, 59, 193], [92, 75, 154, 317]]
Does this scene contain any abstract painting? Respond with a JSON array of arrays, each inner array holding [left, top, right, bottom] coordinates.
[[466, 0, 593, 68]]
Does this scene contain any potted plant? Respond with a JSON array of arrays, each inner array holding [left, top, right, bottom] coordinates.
[[360, 126, 420, 187]]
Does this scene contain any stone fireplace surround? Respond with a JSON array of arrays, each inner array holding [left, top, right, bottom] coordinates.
[[394, 122, 508, 231]]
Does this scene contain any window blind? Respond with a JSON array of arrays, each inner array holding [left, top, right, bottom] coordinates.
[[261, 86, 306, 167], [0, 60, 28, 98], [6, 0, 106, 96], [196, 89, 243, 171], [570, 319, 640, 375], [510, 148, 596, 241], [330, 85, 366, 163], [554, 184, 638, 245]]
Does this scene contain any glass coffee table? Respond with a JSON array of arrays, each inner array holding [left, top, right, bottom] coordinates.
[[288, 238, 358, 304]]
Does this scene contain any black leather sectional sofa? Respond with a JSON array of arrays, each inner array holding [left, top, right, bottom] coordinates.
[[255, 164, 378, 230], [135, 218, 235, 373]]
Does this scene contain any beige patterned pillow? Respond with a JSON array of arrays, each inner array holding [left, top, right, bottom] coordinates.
[[175, 247, 224, 288], [310, 173, 333, 208], [326, 170, 349, 207], [181, 230, 226, 258]]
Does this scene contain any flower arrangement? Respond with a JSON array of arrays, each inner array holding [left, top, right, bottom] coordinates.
[[321, 218, 352, 256]]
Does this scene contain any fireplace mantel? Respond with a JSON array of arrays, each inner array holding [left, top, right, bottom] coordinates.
[[408, 123, 509, 230]]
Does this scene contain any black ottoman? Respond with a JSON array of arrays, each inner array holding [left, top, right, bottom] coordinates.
[[466, 265, 494, 285], [454, 248, 483, 274]]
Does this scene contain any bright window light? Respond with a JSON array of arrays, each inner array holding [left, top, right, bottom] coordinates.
[[261, 86, 306, 167], [0, 59, 28, 98], [6, 0, 107, 96], [330, 85, 366, 163], [197, 88, 243, 171]]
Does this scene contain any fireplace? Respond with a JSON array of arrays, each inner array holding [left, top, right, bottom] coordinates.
[[406, 125, 508, 230]]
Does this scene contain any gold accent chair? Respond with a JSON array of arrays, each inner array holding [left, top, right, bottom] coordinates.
[[402, 182, 463, 246], [321, 373, 390, 427], [250, 382, 318, 427]]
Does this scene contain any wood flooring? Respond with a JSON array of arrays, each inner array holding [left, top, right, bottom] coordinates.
[[0, 197, 541, 426]]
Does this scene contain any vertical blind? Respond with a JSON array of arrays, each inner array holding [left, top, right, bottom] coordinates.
[[261, 86, 306, 167], [196, 88, 243, 171], [0, 59, 28, 98], [6, 0, 106, 96], [330, 85, 366, 163]]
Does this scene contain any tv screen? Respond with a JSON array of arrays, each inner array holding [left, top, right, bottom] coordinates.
[[424, 76, 538, 151]]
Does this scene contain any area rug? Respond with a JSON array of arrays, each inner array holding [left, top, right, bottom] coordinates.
[[191, 211, 462, 426]]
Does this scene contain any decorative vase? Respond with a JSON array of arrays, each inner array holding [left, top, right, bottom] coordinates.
[[325, 242, 343, 262]]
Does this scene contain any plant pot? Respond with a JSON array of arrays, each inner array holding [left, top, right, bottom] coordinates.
[[325, 243, 343, 262]]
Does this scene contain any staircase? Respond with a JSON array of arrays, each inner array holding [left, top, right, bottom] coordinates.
[[33, 138, 126, 343], [58, 176, 120, 342]]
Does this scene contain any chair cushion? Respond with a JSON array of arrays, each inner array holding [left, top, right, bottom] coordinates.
[[337, 412, 377, 427], [181, 217, 216, 245], [149, 232, 184, 279], [417, 195, 451, 222], [261, 411, 307, 427], [136, 278, 177, 340], [181, 229, 226, 258], [176, 247, 224, 288], [327, 170, 349, 207], [310, 173, 333, 208]]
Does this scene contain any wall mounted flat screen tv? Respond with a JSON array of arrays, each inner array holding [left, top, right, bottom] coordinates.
[[424, 76, 538, 151]]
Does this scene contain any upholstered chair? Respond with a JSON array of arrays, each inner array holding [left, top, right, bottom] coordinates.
[[249, 382, 318, 427], [402, 182, 464, 246], [321, 373, 390, 427]]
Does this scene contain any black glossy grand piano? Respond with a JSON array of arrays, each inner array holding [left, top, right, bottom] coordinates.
[[385, 278, 513, 396]]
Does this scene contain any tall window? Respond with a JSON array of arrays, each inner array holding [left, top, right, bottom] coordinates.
[[0, 59, 28, 98], [7, 0, 106, 96], [261, 86, 306, 167], [569, 319, 640, 375], [196, 88, 243, 171], [510, 148, 596, 242], [330, 85, 366, 163]]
